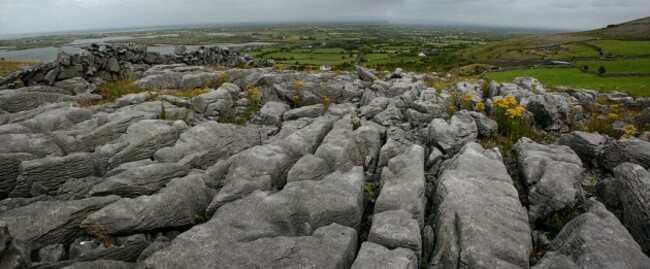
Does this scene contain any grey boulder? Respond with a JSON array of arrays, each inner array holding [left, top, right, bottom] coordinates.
[[88, 163, 190, 197], [154, 122, 260, 169], [351, 242, 418, 269], [82, 174, 215, 236], [428, 110, 477, 154], [557, 131, 607, 166], [0, 196, 119, 251], [599, 137, 650, 171], [514, 137, 584, 223], [534, 199, 650, 269], [430, 143, 531, 269], [613, 163, 650, 254]]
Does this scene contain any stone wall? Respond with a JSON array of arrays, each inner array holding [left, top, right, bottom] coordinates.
[[0, 43, 255, 89]]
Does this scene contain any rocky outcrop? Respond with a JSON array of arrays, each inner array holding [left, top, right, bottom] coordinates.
[[430, 143, 531, 268], [154, 121, 261, 169], [0, 196, 119, 251], [88, 163, 189, 197], [352, 242, 418, 269], [557, 131, 607, 166], [428, 110, 477, 154], [599, 137, 650, 171], [82, 174, 215, 236], [514, 137, 584, 223], [142, 167, 365, 269], [2, 64, 649, 269], [613, 163, 650, 254], [534, 199, 650, 268], [206, 115, 338, 211]]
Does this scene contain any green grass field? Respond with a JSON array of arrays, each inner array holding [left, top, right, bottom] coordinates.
[[587, 40, 650, 56], [484, 68, 650, 97], [554, 44, 600, 59], [576, 58, 650, 73]]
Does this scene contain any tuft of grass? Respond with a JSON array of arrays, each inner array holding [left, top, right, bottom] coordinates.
[[164, 88, 211, 98], [0, 59, 41, 77], [82, 79, 147, 106], [159, 102, 167, 120]]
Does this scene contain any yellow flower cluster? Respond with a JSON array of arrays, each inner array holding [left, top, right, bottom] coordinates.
[[608, 113, 620, 120], [321, 95, 332, 105], [461, 93, 473, 102], [493, 95, 517, 109], [246, 85, 262, 101], [293, 80, 306, 90], [475, 102, 485, 111], [505, 105, 526, 119], [624, 124, 637, 136]]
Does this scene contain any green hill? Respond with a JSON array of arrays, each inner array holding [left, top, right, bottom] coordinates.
[[460, 17, 650, 62]]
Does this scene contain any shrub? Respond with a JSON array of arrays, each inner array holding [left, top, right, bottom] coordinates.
[[598, 65, 606, 75]]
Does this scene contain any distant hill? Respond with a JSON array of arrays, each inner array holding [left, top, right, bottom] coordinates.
[[575, 17, 650, 40], [458, 17, 650, 63]]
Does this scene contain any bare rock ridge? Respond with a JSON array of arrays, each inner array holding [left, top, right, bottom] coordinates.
[[0, 49, 649, 268]]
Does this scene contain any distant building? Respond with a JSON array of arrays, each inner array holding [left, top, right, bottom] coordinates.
[[418, 52, 427, 58], [551, 61, 572, 65], [320, 65, 332, 71]]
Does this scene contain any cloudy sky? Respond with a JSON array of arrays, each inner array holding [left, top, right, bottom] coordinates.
[[0, 0, 648, 34]]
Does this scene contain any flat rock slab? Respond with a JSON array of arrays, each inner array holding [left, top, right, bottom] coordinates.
[[82, 174, 215, 236], [430, 143, 531, 269], [0, 196, 119, 251], [11, 152, 96, 198], [96, 120, 186, 172], [614, 163, 650, 254], [374, 145, 426, 227], [209, 115, 337, 208], [351, 242, 418, 269], [514, 137, 584, 223], [154, 121, 261, 169], [143, 167, 365, 269], [88, 163, 190, 198], [368, 210, 421, 257], [534, 199, 650, 268]]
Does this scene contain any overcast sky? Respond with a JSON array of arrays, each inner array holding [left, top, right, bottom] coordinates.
[[0, 0, 648, 35]]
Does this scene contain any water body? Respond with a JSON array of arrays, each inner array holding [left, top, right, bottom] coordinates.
[[0, 42, 274, 62], [206, 33, 235, 37]]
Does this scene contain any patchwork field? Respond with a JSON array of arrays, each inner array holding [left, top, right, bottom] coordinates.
[[485, 68, 650, 97]]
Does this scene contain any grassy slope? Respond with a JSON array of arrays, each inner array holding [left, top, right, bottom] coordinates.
[[576, 58, 650, 73], [587, 40, 650, 56], [484, 68, 650, 97]]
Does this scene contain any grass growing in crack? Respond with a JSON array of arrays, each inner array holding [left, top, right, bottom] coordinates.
[[78, 79, 147, 107]]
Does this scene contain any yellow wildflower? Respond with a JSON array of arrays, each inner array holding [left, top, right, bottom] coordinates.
[[462, 93, 473, 102], [293, 80, 305, 90], [624, 124, 637, 136], [475, 102, 485, 111], [608, 113, 620, 121], [505, 105, 526, 119], [493, 95, 517, 109]]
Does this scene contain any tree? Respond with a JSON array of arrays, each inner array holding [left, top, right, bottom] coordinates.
[[583, 65, 589, 71], [598, 66, 607, 75]]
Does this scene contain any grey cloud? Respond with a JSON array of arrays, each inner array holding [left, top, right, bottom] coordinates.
[[0, 0, 648, 34]]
